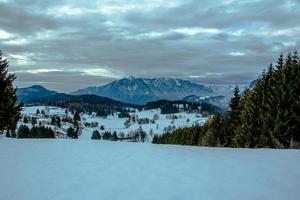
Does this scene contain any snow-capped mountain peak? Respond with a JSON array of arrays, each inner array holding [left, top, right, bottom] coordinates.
[[71, 77, 213, 105]]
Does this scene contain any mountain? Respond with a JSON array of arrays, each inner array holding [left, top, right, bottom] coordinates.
[[182, 95, 228, 109], [17, 85, 58, 103], [71, 76, 214, 105]]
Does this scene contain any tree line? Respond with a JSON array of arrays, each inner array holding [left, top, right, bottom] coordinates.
[[17, 125, 55, 138], [153, 52, 300, 148]]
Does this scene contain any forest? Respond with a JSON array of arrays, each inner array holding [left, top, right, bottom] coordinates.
[[153, 52, 300, 148]]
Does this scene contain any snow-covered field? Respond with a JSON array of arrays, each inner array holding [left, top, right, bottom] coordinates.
[[21, 106, 207, 139], [0, 139, 299, 200]]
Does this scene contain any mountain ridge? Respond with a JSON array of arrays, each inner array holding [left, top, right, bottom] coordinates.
[[71, 76, 214, 105], [16, 85, 58, 103]]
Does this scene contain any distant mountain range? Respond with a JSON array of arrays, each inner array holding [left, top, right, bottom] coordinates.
[[16, 85, 224, 116], [16, 85, 58, 103], [71, 76, 214, 105], [17, 77, 244, 108]]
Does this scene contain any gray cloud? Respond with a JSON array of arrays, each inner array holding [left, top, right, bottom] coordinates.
[[1, 0, 299, 92], [14, 71, 116, 92]]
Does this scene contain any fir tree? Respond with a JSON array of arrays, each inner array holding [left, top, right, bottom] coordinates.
[[73, 112, 81, 122], [67, 127, 75, 138], [112, 131, 118, 141], [91, 130, 101, 140], [224, 86, 241, 146], [17, 125, 30, 138], [0, 50, 22, 136], [23, 116, 28, 124], [202, 113, 223, 146]]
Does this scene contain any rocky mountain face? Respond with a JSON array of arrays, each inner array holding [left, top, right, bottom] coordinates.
[[71, 76, 214, 105]]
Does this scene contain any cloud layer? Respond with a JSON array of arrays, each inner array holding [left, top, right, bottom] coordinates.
[[1, 0, 299, 92]]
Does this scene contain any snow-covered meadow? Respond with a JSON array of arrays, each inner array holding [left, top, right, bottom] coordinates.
[[21, 106, 208, 140], [0, 139, 299, 200]]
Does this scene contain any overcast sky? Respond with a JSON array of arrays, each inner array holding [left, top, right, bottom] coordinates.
[[0, 0, 299, 92]]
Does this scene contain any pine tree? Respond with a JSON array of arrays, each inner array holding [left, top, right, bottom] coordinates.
[[73, 112, 81, 122], [102, 131, 112, 140], [91, 130, 101, 140], [23, 116, 28, 123], [224, 86, 241, 146], [0, 50, 22, 136], [202, 113, 223, 146], [57, 117, 61, 128], [112, 131, 118, 141], [51, 116, 56, 125], [67, 127, 75, 138], [17, 125, 30, 138]]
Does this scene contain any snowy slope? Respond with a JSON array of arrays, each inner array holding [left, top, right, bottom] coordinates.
[[21, 106, 207, 140], [0, 139, 299, 200], [80, 108, 206, 140]]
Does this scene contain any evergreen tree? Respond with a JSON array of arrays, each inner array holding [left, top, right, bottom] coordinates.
[[102, 131, 112, 140], [0, 51, 22, 136], [73, 112, 81, 122], [32, 117, 37, 126], [57, 117, 61, 128], [224, 86, 241, 146], [23, 116, 28, 124], [51, 116, 56, 125], [112, 131, 118, 141], [67, 127, 75, 138], [91, 130, 101, 140], [17, 125, 30, 138], [202, 113, 223, 146]]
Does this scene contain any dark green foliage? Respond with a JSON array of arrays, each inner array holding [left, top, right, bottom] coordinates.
[[17, 125, 30, 138], [51, 116, 61, 127], [31, 117, 37, 126], [202, 113, 225, 146], [0, 50, 22, 136], [153, 125, 203, 146], [17, 125, 55, 138], [23, 117, 28, 123], [67, 127, 77, 138], [102, 131, 112, 140], [144, 100, 223, 114], [153, 52, 300, 149], [223, 86, 241, 146], [73, 112, 81, 122], [112, 131, 118, 141], [91, 130, 101, 140]]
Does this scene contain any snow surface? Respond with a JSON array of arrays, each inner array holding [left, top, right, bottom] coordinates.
[[0, 139, 299, 200], [22, 106, 66, 116]]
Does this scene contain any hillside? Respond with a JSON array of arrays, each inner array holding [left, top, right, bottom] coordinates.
[[16, 85, 58, 103], [26, 93, 140, 117]]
